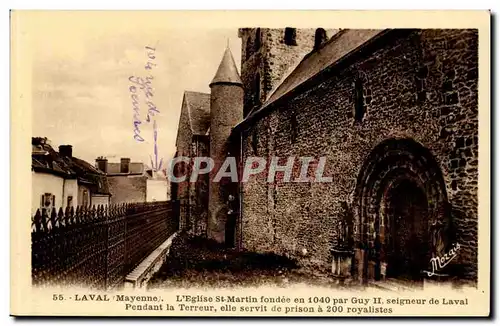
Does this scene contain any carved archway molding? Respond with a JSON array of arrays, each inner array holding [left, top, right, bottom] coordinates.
[[352, 138, 450, 282]]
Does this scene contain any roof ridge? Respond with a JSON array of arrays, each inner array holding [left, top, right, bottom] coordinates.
[[182, 90, 211, 135], [183, 91, 195, 134], [261, 29, 384, 111], [184, 90, 210, 96]]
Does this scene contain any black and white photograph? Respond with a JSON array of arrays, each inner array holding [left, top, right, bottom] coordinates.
[[10, 10, 490, 317]]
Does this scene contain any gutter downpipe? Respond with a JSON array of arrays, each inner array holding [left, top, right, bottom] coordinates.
[[62, 177, 66, 211], [238, 130, 243, 251]]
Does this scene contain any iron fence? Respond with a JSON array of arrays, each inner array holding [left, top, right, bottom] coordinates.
[[31, 201, 179, 290]]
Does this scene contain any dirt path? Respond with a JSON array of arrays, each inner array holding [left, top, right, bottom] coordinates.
[[148, 233, 345, 289]]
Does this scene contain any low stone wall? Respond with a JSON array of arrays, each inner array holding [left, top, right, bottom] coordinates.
[[124, 232, 178, 289]]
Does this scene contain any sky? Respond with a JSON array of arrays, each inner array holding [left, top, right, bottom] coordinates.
[[31, 12, 242, 168]]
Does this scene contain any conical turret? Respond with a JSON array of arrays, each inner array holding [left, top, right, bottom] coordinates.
[[210, 47, 242, 87], [208, 46, 244, 245]]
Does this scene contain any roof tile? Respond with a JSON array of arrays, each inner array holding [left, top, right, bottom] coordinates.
[[184, 91, 211, 135]]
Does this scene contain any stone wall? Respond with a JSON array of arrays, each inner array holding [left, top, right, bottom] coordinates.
[[175, 97, 194, 201], [188, 136, 210, 237], [239, 28, 319, 116], [173, 96, 195, 230], [239, 29, 478, 279]]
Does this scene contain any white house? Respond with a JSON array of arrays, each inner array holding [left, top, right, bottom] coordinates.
[[31, 137, 111, 216], [146, 171, 170, 202]]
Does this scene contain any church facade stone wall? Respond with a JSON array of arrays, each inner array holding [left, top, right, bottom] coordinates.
[[238, 29, 478, 280]]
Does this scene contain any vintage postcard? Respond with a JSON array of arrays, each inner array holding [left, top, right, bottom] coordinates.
[[11, 10, 490, 317]]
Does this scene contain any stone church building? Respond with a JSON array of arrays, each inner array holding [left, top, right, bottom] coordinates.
[[173, 28, 478, 283]]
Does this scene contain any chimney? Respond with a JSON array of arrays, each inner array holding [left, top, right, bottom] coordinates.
[[120, 158, 131, 173], [96, 156, 108, 174], [59, 145, 73, 158]]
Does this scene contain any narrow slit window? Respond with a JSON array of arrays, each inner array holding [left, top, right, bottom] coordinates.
[[254, 28, 261, 51], [291, 112, 298, 143], [254, 73, 261, 106], [354, 78, 365, 122], [245, 37, 252, 61], [251, 131, 258, 155], [284, 28, 297, 46]]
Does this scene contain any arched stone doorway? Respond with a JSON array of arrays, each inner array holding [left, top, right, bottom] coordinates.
[[352, 138, 450, 282], [384, 179, 429, 280]]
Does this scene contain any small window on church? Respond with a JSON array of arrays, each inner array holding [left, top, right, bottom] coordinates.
[[245, 37, 253, 61], [284, 28, 297, 46], [254, 28, 261, 51], [254, 73, 261, 106], [314, 28, 328, 50], [251, 130, 258, 155], [354, 78, 365, 122]]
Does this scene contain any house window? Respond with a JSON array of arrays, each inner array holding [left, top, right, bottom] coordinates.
[[67, 196, 73, 208], [40, 193, 55, 215], [284, 28, 297, 46], [314, 28, 328, 50], [354, 78, 365, 122], [82, 190, 89, 207]]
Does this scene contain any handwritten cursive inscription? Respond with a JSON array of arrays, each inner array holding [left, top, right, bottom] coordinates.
[[130, 83, 144, 142], [129, 46, 160, 142], [149, 120, 164, 173], [129, 75, 159, 122], [424, 243, 461, 277]]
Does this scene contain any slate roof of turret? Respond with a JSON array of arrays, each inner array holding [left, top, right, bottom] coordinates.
[[210, 47, 242, 86]]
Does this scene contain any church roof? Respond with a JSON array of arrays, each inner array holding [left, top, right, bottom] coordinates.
[[237, 29, 386, 128], [210, 47, 242, 86], [184, 91, 211, 135], [265, 29, 385, 108]]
